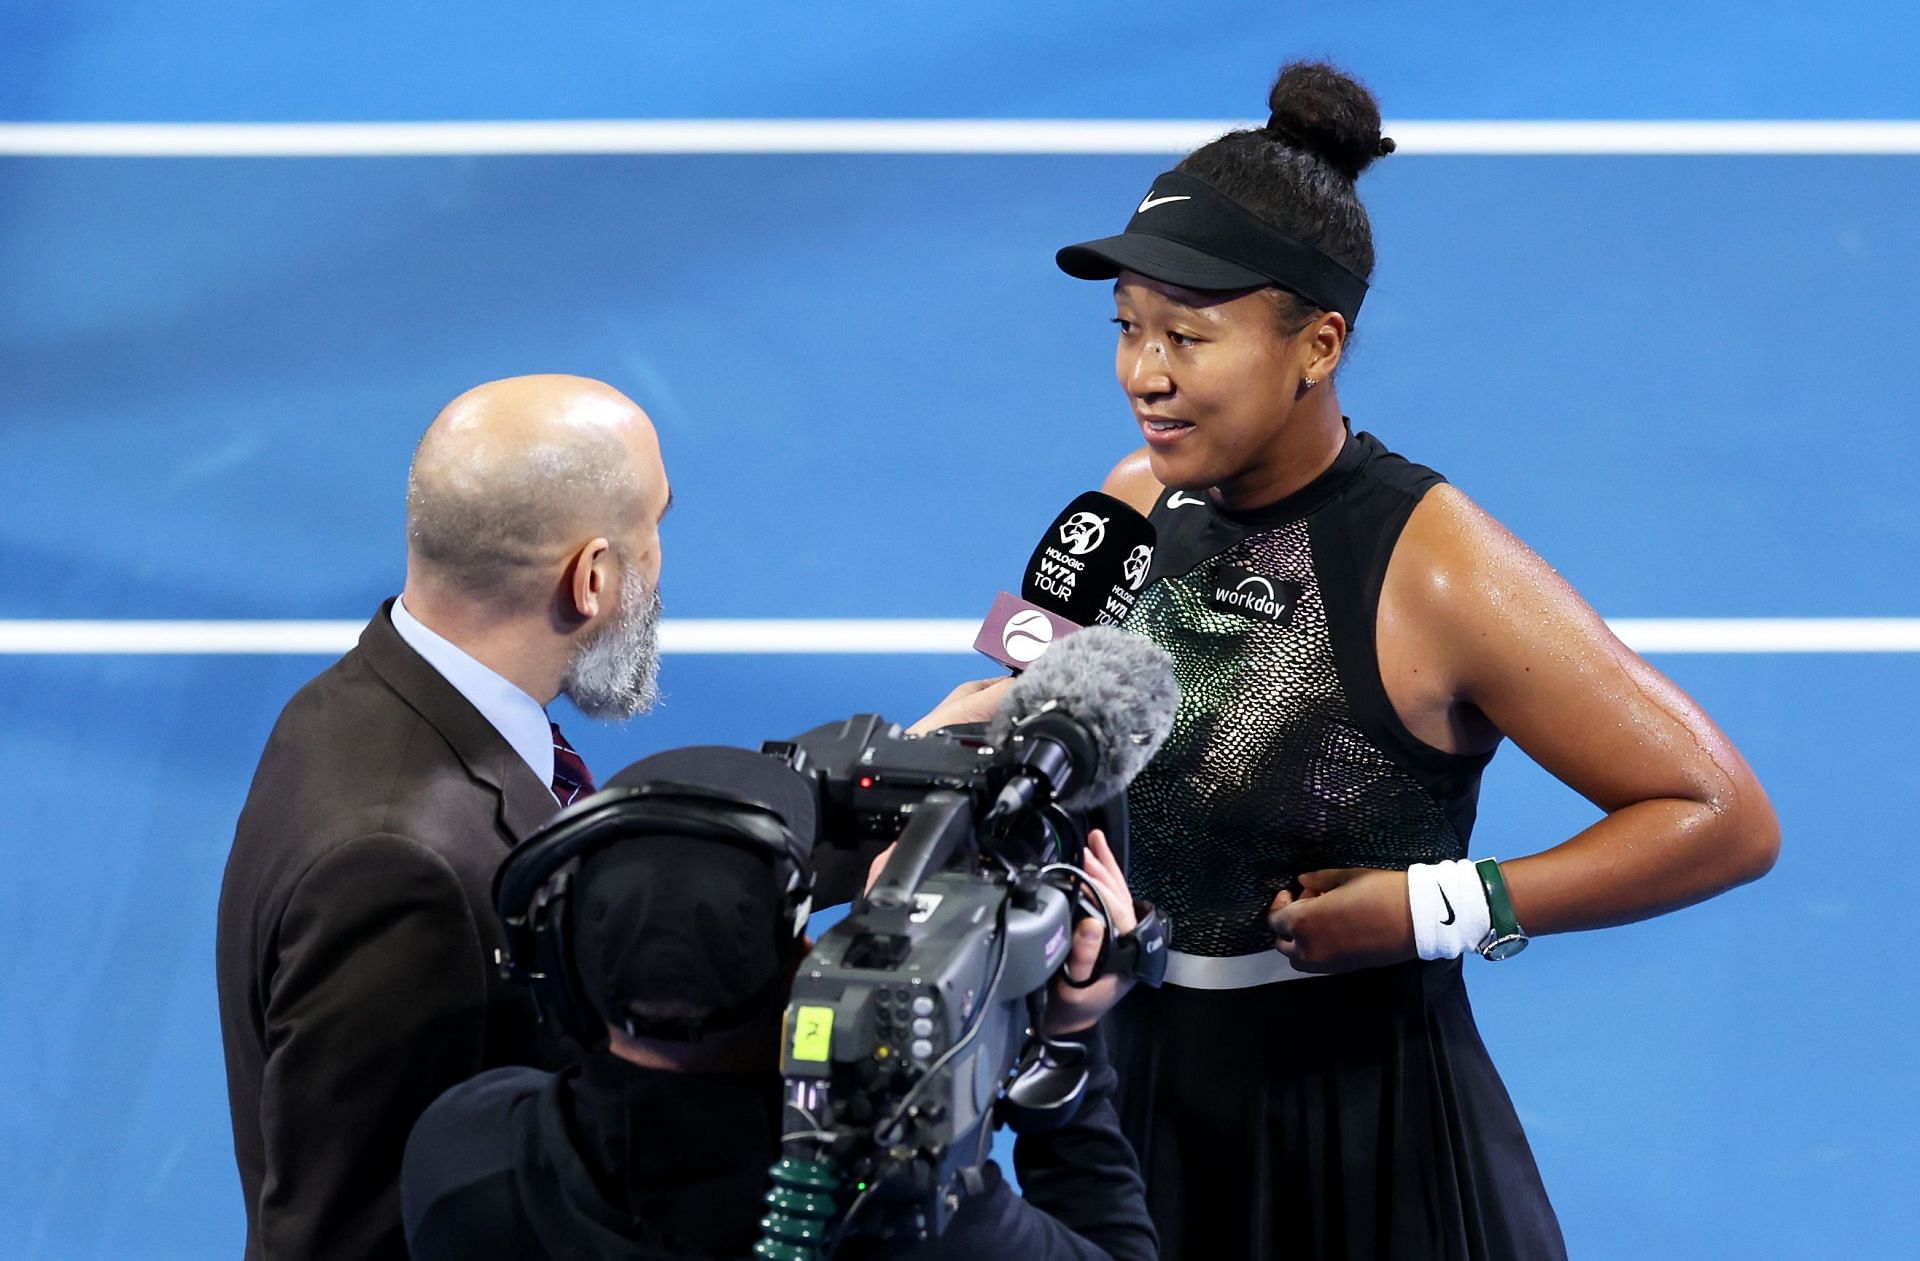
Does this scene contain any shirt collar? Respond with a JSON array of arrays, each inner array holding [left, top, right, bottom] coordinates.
[[391, 595, 557, 799]]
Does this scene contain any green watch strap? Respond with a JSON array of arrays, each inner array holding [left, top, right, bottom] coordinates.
[[1474, 858, 1528, 959]]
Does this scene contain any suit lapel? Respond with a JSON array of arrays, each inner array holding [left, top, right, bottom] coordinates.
[[358, 600, 560, 846], [496, 763, 562, 842]]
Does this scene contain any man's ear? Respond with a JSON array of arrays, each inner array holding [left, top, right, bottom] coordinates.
[[566, 537, 614, 622]]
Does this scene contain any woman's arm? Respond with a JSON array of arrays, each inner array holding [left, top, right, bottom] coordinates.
[[1402, 485, 1779, 933], [906, 676, 1015, 734], [1270, 486, 1779, 969]]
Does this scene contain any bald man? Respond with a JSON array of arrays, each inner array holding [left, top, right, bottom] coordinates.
[[216, 376, 672, 1261]]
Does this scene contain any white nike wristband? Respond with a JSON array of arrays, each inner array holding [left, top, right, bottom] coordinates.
[[1406, 859, 1493, 960]]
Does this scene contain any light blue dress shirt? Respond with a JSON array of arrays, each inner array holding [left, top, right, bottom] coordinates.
[[390, 596, 558, 802]]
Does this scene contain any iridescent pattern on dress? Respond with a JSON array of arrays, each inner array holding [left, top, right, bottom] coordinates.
[[1123, 519, 1464, 957]]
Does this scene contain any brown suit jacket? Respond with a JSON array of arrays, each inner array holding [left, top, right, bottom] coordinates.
[[216, 601, 570, 1261]]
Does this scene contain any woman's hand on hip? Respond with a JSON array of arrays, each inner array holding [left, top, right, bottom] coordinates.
[[1267, 868, 1416, 973]]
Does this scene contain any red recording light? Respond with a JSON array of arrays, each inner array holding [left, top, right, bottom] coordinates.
[[858, 775, 875, 790]]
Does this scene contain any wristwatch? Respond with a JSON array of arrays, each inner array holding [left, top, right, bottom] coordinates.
[[1474, 859, 1529, 960]]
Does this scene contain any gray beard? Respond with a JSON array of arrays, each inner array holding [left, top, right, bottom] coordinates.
[[561, 573, 662, 720]]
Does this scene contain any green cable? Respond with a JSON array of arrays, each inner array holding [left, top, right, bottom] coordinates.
[[753, 1156, 842, 1261]]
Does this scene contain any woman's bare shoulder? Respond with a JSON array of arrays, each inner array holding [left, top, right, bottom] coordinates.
[[1390, 485, 1586, 631], [1100, 448, 1163, 517]]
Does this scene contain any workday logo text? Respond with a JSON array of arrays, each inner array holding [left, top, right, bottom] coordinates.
[[1207, 566, 1301, 626]]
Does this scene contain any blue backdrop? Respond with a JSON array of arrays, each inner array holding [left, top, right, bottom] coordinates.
[[3, 4, 1916, 1257]]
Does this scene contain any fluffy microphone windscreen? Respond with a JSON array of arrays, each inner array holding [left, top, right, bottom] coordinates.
[[987, 625, 1180, 809]]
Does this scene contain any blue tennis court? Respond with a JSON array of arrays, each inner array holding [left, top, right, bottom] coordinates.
[[3, 4, 1917, 1257]]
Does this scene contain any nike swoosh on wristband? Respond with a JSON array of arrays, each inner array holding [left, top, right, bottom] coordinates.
[[1137, 193, 1192, 213], [1439, 887, 1457, 925], [1167, 492, 1208, 509]]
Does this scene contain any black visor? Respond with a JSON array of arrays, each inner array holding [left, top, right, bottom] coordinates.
[[1056, 170, 1369, 325]]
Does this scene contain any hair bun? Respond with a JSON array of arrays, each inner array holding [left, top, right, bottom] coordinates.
[[1263, 60, 1393, 181]]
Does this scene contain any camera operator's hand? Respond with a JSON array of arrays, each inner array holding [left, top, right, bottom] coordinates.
[[905, 676, 1014, 735], [1045, 828, 1138, 1036], [863, 828, 1139, 1033]]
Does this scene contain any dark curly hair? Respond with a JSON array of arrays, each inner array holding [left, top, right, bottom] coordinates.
[[1176, 60, 1395, 334]]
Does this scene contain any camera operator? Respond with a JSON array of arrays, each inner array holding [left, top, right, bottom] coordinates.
[[400, 745, 1157, 1261]]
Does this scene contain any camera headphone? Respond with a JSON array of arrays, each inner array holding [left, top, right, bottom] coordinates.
[[492, 747, 816, 1048]]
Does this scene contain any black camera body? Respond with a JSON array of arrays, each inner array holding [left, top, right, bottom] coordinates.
[[764, 713, 1003, 844], [757, 715, 1106, 1254]]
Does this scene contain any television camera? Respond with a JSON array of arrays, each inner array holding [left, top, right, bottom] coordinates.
[[754, 627, 1178, 1259]]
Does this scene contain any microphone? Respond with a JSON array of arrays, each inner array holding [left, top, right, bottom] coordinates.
[[985, 625, 1179, 817], [1021, 492, 1158, 629], [974, 493, 1157, 670]]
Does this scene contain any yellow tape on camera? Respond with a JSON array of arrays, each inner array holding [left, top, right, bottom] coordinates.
[[789, 1005, 834, 1063]]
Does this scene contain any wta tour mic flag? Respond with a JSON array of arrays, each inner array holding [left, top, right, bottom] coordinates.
[[974, 593, 1083, 669], [1021, 492, 1156, 628], [974, 492, 1157, 671]]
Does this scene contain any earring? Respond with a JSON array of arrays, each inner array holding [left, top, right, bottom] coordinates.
[[1301, 376, 1318, 391]]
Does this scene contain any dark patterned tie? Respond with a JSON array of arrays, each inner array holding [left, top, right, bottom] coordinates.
[[549, 721, 597, 806]]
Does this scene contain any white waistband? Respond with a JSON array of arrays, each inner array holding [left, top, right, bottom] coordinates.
[[1162, 948, 1320, 990]]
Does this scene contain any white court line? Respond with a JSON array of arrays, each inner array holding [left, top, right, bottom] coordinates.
[[0, 618, 1916, 656], [0, 619, 975, 655], [3, 120, 1920, 158]]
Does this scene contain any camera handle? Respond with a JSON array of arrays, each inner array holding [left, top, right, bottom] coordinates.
[[843, 791, 973, 970]]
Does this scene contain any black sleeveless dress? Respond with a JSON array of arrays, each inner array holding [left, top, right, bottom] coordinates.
[[1106, 429, 1567, 1261]]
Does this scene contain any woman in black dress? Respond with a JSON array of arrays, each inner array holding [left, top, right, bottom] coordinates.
[[1054, 62, 1781, 1260]]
